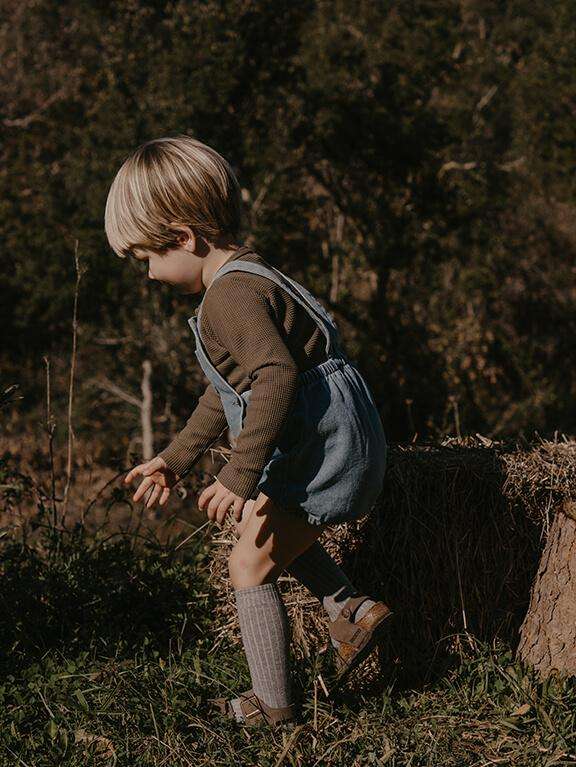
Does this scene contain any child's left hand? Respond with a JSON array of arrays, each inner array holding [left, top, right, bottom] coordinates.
[[198, 478, 246, 526]]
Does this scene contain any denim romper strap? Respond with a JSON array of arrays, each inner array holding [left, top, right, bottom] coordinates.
[[188, 258, 349, 439]]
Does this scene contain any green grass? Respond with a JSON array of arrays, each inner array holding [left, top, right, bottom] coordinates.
[[1, 523, 576, 767], [1, 449, 575, 767]]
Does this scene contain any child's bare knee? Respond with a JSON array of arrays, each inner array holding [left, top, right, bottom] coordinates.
[[228, 545, 276, 588], [227, 547, 254, 582]]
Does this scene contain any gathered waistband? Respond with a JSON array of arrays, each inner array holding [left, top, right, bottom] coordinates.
[[298, 355, 350, 386]]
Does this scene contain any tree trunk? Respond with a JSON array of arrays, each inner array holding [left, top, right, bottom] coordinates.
[[517, 501, 576, 677]]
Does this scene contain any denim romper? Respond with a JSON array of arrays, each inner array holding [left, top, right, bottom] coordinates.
[[188, 258, 388, 527]]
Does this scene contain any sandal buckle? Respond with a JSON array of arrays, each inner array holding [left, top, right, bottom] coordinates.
[[348, 626, 363, 644]]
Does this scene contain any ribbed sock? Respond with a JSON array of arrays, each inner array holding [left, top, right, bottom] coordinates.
[[286, 540, 375, 648], [233, 582, 292, 716]]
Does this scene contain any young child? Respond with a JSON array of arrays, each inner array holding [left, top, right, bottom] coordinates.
[[105, 135, 392, 728]]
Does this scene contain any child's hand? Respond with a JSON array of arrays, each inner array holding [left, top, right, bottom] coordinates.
[[198, 478, 246, 526], [124, 455, 179, 508]]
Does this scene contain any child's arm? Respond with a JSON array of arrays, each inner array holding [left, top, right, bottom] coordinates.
[[124, 382, 228, 509], [157, 381, 229, 479], [202, 278, 301, 501]]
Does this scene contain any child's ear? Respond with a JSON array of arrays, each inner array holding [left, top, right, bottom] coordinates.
[[170, 223, 196, 252]]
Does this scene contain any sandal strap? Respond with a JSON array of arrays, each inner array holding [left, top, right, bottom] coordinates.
[[210, 687, 254, 718], [212, 687, 297, 725], [239, 691, 296, 724], [239, 691, 265, 721], [330, 614, 370, 646], [329, 596, 373, 645], [340, 595, 373, 620], [329, 597, 392, 650]]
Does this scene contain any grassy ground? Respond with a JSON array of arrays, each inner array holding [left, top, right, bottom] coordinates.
[[1, 450, 576, 767], [1, 526, 576, 766]]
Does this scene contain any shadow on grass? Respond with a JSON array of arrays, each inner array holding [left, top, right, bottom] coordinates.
[[0, 519, 213, 676]]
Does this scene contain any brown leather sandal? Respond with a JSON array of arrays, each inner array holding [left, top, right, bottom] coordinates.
[[328, 596, 393, 684], [208, 687, 299, 728]]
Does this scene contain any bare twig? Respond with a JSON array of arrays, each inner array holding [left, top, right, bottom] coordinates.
[[2, 85, 68, 128], [438, 160, 477, 178], [62, 239, 85, 524], [42, 356, 58, 531], [0, 384, 23, 409], [81, 469, 127, 527], [87, 376, 142, 408]]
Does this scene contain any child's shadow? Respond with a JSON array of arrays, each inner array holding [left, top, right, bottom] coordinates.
[[332, 444, 543, 693]]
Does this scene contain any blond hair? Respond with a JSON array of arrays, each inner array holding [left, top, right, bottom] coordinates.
[[104, 135, 242, 257]]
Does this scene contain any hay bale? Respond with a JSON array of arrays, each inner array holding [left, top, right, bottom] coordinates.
[[206, 436, 576, 689]]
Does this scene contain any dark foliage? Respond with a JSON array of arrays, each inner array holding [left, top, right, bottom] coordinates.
[[2, 0, 575, 447]]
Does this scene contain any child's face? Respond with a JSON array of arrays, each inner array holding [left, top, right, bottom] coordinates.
[[133, 246, 203, 294]]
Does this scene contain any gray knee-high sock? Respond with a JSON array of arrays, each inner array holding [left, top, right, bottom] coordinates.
[[286, 541, 375, 646], [233, 583, 292, 713]]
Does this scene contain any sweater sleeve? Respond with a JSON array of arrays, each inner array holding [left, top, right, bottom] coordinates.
[[202, 277, 300, 500], [157, 381, 229, 478]]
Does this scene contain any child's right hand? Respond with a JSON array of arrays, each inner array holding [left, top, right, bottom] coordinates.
[[124, 455, 180, 508]]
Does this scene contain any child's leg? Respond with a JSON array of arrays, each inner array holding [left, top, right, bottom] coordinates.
[[227, 492, 325, 713], [228, 494, 326, 588], [287, 542, 376, 626], [233, 502, 376, 647]]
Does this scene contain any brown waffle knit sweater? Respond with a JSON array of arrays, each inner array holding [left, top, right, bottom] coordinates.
[[158, 246, 329, 500]]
